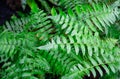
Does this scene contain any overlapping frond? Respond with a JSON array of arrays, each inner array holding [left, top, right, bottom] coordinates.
[[51, 0, 118, 11], [39, 31, 118, 56], [1, 51, 50, 79], [0, 32, 21, 62], [2, 9, 54, 43], [51, 4, 119, 34], [38, 35, 120, 79], [62, 53, 120, 79], [39, 50, 78, 75], [0, 0, 120, 79], [0, 31, 50, 79], [38, 3, 120, 78], [3, 10, 52, 33]]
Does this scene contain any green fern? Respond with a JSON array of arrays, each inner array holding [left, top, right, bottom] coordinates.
[[3, 10, 52, 32], [39, 50, 79, 75], [38, 2, 120, 78], [0, 0, 120, 79], [2, 10, 54, 43], [62, 55, 119, 79], [51, 4, 119, 34], [39, 31, 118, 56], [38, 26, 120, 79], [0, 31, 50, 79]]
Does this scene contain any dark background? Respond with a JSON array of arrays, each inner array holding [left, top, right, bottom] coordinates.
[[0, 0, 30, 25]]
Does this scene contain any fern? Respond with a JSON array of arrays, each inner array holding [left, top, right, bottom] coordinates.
[[51, 0, 118, 11], [38, 26, 120, 79], [1, 51, 50, 79], [0, 0, 120, 79], [61, 48, 120, 78], [39, 50, 79, 75], [39, 31, 118, 56], [51, 4, 119, 34], [0, 31, 50, 79], [3, 10, 52, 32], [38, 2, 120, 78], [2, 10, 54, 43]]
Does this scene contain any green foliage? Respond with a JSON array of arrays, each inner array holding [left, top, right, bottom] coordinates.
[[0, 0, 120, 79], [0, 31, 50, 79], [21, 0, 39, 12], [100, 71, 120, 79], [51, 3, 119, 34], [4, 10, 51, 32], [3, 9, 53, 43], [39, 31, 118, 56]]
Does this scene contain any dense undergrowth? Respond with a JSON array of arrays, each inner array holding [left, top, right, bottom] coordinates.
[[0, 0, 120, 79]]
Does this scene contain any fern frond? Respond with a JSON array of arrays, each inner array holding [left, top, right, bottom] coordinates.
[[1, 50, 50, 79], [38, 34, 120, 78], [38, 28, 118, 56], [3, 17, 29, 33], [51, 4, 119, 34], [53, 0, 117, 11], [0, 31, 37, 62], [61, 53, 120, 79], [0, 31, 50, 79], [39, 50, 78, 75], [2, 9, 54, 42], [3, 9, 52, 34], [58, 0, 84, 11], [0, 32, 19, 62]]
